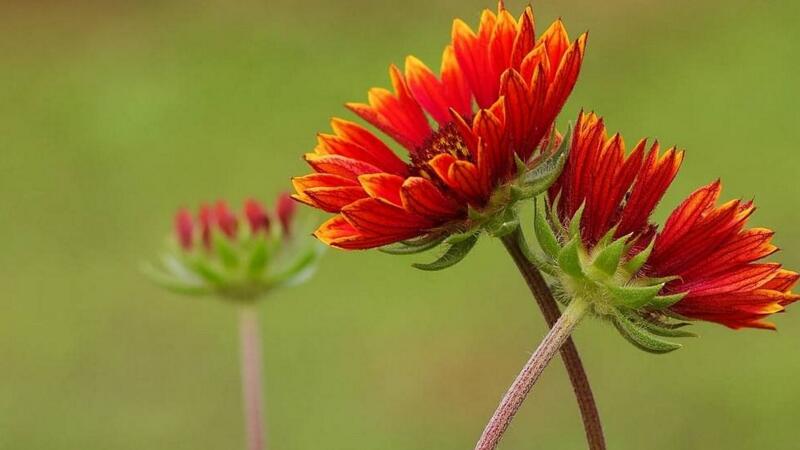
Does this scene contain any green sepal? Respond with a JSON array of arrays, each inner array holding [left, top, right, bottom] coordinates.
[[557, 237, 586, 279], [623, 238, 655, 274], [640, 314, 692, 329], [488, 217, 520, 238], [141, 261, 211, 296], [514, 153, 528, 176], [647, 275, 682, 285], [445, 230, 479, 245], [626, 312, 697, 338], [189, 257, 227, 285], [606, 282, 665, 309], [379, 234, 446, 255], [269, 243, 325, 288], [487, 209, 519, 238], [514, 225, 558, 277], [247, 238, 270, 277], [591, 235, 629, 277], [514, 126, 570, 198], [467, 205, 487, 222], [547, 194, 565, 235], [509, 185, 526, 203], [161, 253, 204, 284], [517, 152, 566, 197], [568, 203, 585, 240], [412, 234, 479, 271], [612, 311, 682, 354], [649, 291, 688, 309], [596, 225, 620, 249], [534, 200, 561, 260], [547, 123, 571, 162], [212, 233, 240, 269]]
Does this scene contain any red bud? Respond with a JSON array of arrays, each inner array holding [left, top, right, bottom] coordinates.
[[174, 208, 194, 250], [198, 204, 214, 249], [276, 193, 297, 236], [214, 201, 239, 239], [244, 199, 271, 234]]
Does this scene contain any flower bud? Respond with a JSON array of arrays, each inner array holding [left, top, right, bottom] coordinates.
[[214, 201, 239, 239], [199, 204, 214, 249], [244, 198, 270, 234], [276, 193, 296, 236], [174, 208, 194, 250], [145, 197, 325, 303]]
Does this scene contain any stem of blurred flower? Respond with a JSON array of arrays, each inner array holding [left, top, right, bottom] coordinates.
[[239, 307, 266, 450], [499, 229, 606, 450], [475, 296, 589, 450]]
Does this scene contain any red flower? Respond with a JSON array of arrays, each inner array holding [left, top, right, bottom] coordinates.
[[550, 112, 684, 249], [646, 182, 799, 329], [549, 112, 798, 330], [293, 2, 587, 249]]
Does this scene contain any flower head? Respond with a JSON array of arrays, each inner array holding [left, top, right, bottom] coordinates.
[[645, 182, 799, 330], [145, 194, 322, 302], [535, 112, 797, 352], [293, 2, 587, 258]]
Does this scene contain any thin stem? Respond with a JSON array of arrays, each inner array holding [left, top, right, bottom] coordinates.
[[239, 307, 266, 450], [500, 229, 606, 450], [475, 298, 589, 450]]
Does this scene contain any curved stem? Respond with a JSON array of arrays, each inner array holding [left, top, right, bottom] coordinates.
[[475, 298, 589, 450], [239, 307, 266, 450], [500, 229, 606, 450]]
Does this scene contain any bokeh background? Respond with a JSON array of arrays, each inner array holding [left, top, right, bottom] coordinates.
[[2, 0, 799, 448]]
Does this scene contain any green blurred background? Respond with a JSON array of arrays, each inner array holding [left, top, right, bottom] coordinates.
[[2, 0, 799, 448]]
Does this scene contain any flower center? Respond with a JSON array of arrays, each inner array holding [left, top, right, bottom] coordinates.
[[410, 122, 470, 176]]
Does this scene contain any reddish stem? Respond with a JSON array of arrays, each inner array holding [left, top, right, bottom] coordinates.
[[500, 230, 606, 450], [239, 307, 266, 450], [475, 298, 588, 450]]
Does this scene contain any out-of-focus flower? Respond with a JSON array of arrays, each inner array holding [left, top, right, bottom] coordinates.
[[292, 1, 587, 268], [144, 194, 323, 302], [534, 112, 797, 352]]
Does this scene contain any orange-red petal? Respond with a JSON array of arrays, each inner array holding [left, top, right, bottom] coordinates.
[[304, 154, 382, 180], [304, 187, 368, 213], [314, 215, 407, 250], [341, 197, 433, 236], [400, 176, 463, 220], [292, 173, 359, 205], [405, 55, 452, 127], [358, 173, 405, 206], [329, 118, 409, 176]]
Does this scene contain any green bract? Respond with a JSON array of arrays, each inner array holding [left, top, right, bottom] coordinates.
[[530, 200, 693, 354], [143, 226, 325, 303]]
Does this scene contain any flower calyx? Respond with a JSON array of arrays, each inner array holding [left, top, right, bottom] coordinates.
[[533, 199, 694, 354]]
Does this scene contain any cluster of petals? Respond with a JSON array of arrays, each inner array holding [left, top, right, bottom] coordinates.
[[293, 2, 587, 249], [550, 113, 798, 329]]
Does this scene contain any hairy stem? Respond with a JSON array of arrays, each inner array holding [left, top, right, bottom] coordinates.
[[500, 229, 606, 450], [239, 307, 266, 450], [475, 297, 589, 450]]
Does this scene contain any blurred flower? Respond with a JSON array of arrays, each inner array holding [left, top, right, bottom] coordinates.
[[535, 112, 797, 352], [144, 194, 322, 302], [293, 1, 587, 264]]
